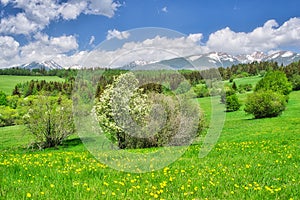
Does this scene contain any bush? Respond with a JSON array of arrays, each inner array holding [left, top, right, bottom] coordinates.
[[238, 83, 253, 93], [244, 90, 286, 119], [193, 84, 209, 98], [0, 106, 19, 127], [255, 71, 292, 95], [290, 74, 300, 91], [0, 91, 7, 106], [225, 94, 241, 112], [220, 87, 236, 104], [23, 95, 75, 149], [95, 72, 204, 149]]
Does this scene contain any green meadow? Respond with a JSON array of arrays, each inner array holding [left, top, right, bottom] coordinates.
[[0, 75, 299, 199]]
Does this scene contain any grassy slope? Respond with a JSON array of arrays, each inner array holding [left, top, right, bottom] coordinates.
[[0, 75, 64, 95], [0, 90, 299, 199]]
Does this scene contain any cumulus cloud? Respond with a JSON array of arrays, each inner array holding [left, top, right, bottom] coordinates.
[[1, 17, 300, 68], [0, 33, 79, 67], [106, 29, 130, 40], [207, 17, 300, 54], [0, 13, 42, 35], [0, 0, 121, 35]]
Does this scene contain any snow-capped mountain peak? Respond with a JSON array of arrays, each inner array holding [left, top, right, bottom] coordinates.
[[19, 60, 63, 71]]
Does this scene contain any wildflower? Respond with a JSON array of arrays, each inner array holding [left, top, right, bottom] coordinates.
[[26, 193, 32, 198]]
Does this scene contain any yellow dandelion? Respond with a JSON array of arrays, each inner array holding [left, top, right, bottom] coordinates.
[[50, 184, 55, 188], [26, 193, 32, 198]]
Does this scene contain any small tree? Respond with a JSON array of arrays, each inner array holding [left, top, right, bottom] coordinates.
[[255, 71, 292, 95], [24, 95, 75, 149], [225, 94, 241, 112], [193, 84, 209, 98], [244, 90, 286, 119], [232, 81, 237, 91]]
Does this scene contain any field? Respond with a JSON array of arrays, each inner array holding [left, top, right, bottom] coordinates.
[[0, 75, 64, 95], [1, 81, 299, 199]]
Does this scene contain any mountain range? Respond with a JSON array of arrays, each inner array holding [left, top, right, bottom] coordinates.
[[10, 50, 300, 71], [122, 51, 300, 70]]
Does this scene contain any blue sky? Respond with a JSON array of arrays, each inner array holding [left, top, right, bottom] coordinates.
[[0, 0, 300, 68]]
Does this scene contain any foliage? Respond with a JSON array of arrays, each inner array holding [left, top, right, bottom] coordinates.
[[238, 83, 253, 93], [95, 72, 204, 149], [225, 94, 241, 112], [220, 86, 236, 104], [244, 90, 286, 118], [254, 71, 292, 95], [231, 81, 237, 91], [95, 72, 151, 149], [289, 74, 300, 91], [0, 91, 7, 106], [193, 84, 210, 98], [23, 95, 75, 149], [14, 80, 73, 97], [0, 106, 19, 127]]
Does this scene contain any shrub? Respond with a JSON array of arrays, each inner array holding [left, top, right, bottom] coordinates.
[[238, 83, 252, 93], [0, 91, 7, 106], [225, 94, 241, 112], [244, 90, 286, 119], [290, 74, 300, 91], [255, 71, 292, 95], [231, 81, 237, 91], [193, 84, 209, 98], [0, 106, 19, 127], [23, 95, 75, 149], [95, 72, 204, 149], [220, 87, 236, 104]]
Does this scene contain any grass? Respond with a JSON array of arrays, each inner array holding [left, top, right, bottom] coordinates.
[[224, 76, 262, 87], [0, 91, 299, 199], [0, 75, 64, 95]]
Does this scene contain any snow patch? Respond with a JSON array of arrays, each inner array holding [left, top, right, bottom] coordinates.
[[281, 51, 294, 57]]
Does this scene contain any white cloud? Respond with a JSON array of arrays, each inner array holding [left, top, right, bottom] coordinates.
[[207, 17, 300, 54], [187, 33, 203, 43], [0, 36, 19, 67], [1, 18, 300, 68], [161, 6, 168, 13], [0, 0, 121, 35], [86, 0, 121, 18], [89, 35, 95, 45], [106, 29, 130, 40], [59, 1, 87, 20], [0, 13, 42, 35]]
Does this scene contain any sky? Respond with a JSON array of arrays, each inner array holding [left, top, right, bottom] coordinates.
[[0, 0, 300, 68]]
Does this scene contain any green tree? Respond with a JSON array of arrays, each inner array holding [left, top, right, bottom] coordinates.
[[23, 95, 75, 149], [0, 91, 7, 106], [244, 90, 286, 119], [232, 81, 237, 91], [290, 74, 300, 91], [193, 84, 209, 98], [255, 71, 292, 95], [225, 94, 241, 112]]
